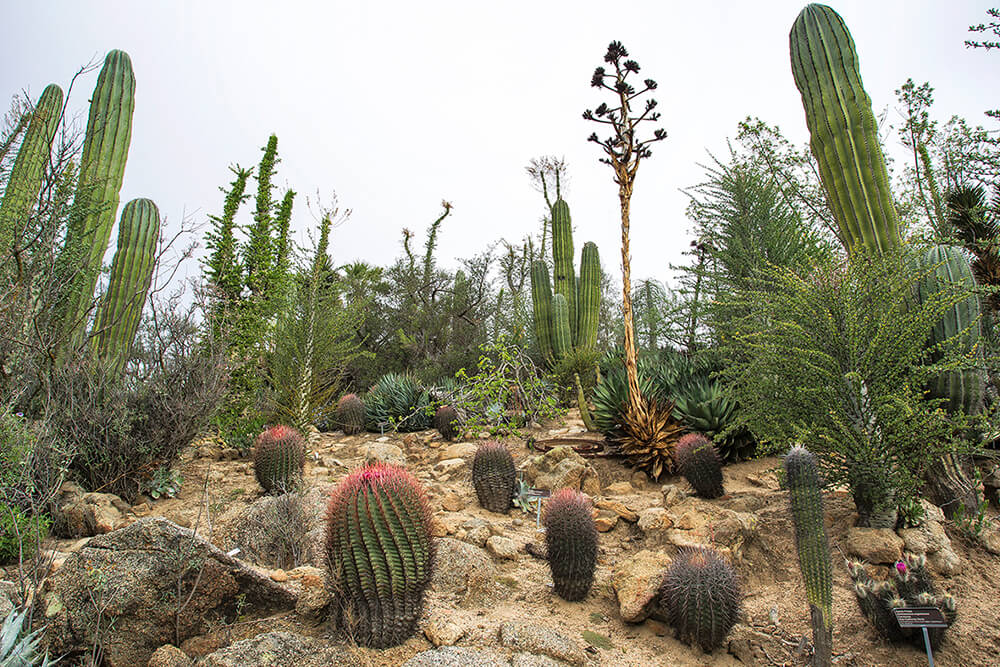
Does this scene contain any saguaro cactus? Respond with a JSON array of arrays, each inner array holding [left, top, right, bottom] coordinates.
[[784, 445, 833, 667], [790, 4, 900, 255], [90, 198, 160, 372], [551, 199, 577, 332]]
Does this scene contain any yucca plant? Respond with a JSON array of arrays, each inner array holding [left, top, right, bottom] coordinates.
[[364, 373, 432, 432]]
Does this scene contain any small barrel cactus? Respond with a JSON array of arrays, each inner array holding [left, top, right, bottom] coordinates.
[[543, 488, 597, 601], [335, 393, 365, 435], [472, 441, 516, 513], [325, 463, 435, 648], [252, 425, 305, 494], [675, 433, 725, 499], [434, 405, 459, 441], [659, 546, 741, 652]]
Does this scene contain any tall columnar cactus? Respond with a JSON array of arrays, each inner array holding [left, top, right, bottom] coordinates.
[[659, 546, 741, 652], [530, 260, 555, 360], [543, 488, 597, 601], [90, 199, 160, 372], [576, 241, 601, 350], [0, 83, 63, 256], [784, 445, 833, 667], [434, 405, 459, 441], [551, 199, 577, 332], [790, 4, 900, 255], [252, 425, 305, 493], [675, 433, 725, 499], [551, 294, 572, 360], [471, 441, 516, 513], [55, 49, 136, 359], [335, 393, 365, 435], [325, 463, 435, 648]]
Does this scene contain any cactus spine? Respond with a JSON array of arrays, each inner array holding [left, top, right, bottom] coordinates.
[[659, 546, 741, 652], [790, 4, 900, 255], [55, 50, 136, 360], [551, 293, 572, 360], [784, 445, 833, 667], [675, 433, 725, 499], [335, 393, 366, 435], [252, 425, 305, 494], [530, 260, 555, 360], [543, 488, 597, 601], [90, 199, 160, 372], [0, 83, 63, 256], [576, 241, 600, 350], [471, 441, 516, 513], [325, 463, 435, 648]]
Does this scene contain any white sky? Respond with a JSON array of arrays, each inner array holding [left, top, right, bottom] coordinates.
[[4, 1, 997, 289]]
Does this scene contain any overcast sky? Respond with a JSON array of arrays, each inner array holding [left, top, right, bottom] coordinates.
[[4, 1, 997, 290]]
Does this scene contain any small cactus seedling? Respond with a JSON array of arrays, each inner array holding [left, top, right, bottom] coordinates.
[[472, 441, 516, 513], [335, 393, 365, 435], [252, 425, 305, 494], [675, 433, 724, 499], [659, 546, 741, 652], [543, 488, 597, 601], [434, 405, 459, 441]]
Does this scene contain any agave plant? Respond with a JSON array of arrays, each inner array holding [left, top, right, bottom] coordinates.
[[672, 376, 755, 461], [1, 608, 52, 666], [364, 373, 433, 432]]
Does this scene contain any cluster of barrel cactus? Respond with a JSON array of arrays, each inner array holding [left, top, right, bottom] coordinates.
[[434, 405, 459, 441], [252, 425, 305, 493], [658, 546, 741, 652], [530, 199, 600, 363], [325, 463, 435, 648], [543, 488, 597, 601], [675, 433, 725, 499], [335, 393, 366, 435], [471, 441, 516, 513], [847, 554, 956, 649]]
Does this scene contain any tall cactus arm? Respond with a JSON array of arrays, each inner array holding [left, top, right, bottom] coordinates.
[[551, 198, 577, 338], [552, 293, 572, 360], [576, 241, 600, 350], [530, 260, 555, 360]]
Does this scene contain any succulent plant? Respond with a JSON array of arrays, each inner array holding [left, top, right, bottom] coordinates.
[[335, 393, 365, 435], [675, 433, 724, 499], [325, 463, 435, 648], [364, 373, 432, 432], [472, 441, 516, 513], [659, 546, 741, 652], [784, 445, 833, 667], [671, 376, 754, 462], [252, 425, 305, 493], [543, 488, 597, 601], [433, 405, 459, 441], [0, 607, 52, 666]]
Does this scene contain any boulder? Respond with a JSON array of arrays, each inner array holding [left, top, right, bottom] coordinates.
[[422, 611, 467, 646], [402, 647, 509, 667], [499, 621, 586, 666], [431, 538, 498, 605], [50, 482, 131, 537], [523, 446, 601, 496], [611, 549, 672, 623], [40, 517, 297, 667], [845, 527, 904, 564], [486, 535, 519, 560], [441, 442, 479, 460], [898, 520, 961, 576], [197, 631, 360, 666], [362, 442, 405, 467], [148, 645, 193, 667]]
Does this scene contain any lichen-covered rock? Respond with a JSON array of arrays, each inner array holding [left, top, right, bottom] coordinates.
[[499, 621, 586, 666], [845, 527, 904, 564], [402, 647, 509, 667], [486, 535, 519, 560], [422, 612, 467, 646], [50, 482, 131, 537], [197, 631, 360, 666], [898, 520, 961, 575], [430, 537, 498, 605], [523, 446, 600, 496], [611, 549, 673, 623], [362, 442, 405, 466], [148, 645, 193, 667]]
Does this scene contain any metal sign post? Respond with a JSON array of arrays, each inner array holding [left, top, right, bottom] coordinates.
[[524, 488, 551, 531], [892, 607, 949, 667]]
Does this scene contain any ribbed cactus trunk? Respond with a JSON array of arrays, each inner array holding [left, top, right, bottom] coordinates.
[[551, 293, 572, 360], [551, 199, 577, 337], [790, 3, 900, 256], [90, 198, 160, 373], [784, 446, 833, 667], [576, 241, 600, 350], [530, 260, 555, 360], [0, 84, 63, 258], [55, 49, 135, 361]]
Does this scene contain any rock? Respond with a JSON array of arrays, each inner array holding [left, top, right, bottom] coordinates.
[[463, 525, 491, 547], [198, 631, 360, 667], [402, 647, 509, 667], [603, 481, 633, 495], [441, 491, 465, 512], [845, 527, 905, 564], [595, 499, 638, 523], [898, 520, 961, 575], [630, 471, 650, 489], [292, 568, 330, 623], [594, 511, 618, 532], [511, 655, 564, 667], [611, 549, 672, 623], [675, 511, 697, 530], [637, 507, 674, 543], [214, 487, 326, 569], [0, 581, 17, 622], [431, 538, 497, 605], [523, 446, 601, 496], [40, 517, 297, 667], [422, 612, 466, 646], [442, 443, 479, 460], [434, 458, 467, 480], [270, 569, 288, 582], [499, 621, 586, 666], [728, 637, 756, 665], [148, 645, 193, 667], [920, 499, 946, 524], [980, 525, 1000, 556], [486, 535, 519, 560], [362, 442, 405, 466], [50, 482, 131, 538], [661, 484, 686, 506]]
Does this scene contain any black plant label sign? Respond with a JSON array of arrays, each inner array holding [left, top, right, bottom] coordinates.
[[893, 607, 949, 629]]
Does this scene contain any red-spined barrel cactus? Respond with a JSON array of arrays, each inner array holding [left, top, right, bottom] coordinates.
[[471, 441, 516, 513], [335, 393, 365, 435], [675, 433, 725, 499], [543, 488, 597, 601], [659, 546, 741, 653], [325, 463, 435, 648], [434, 405, 459, 441], [252, 425, 305, 494]]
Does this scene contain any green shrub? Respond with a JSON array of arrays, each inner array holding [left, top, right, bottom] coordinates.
[[0, 504, 49, 565]]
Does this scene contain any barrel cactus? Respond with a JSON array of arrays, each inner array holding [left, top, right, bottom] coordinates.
[[659, 546, 741, 652], [335, 393, 365, 435], [325, 463, 435, 648], [434, 405, 459, 441], [675, 433, 725, 499], [784, 445, 833, 667], [252, 425, 305, 494], [472, 441, 516, 513], [543, 488, 597, 601]]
